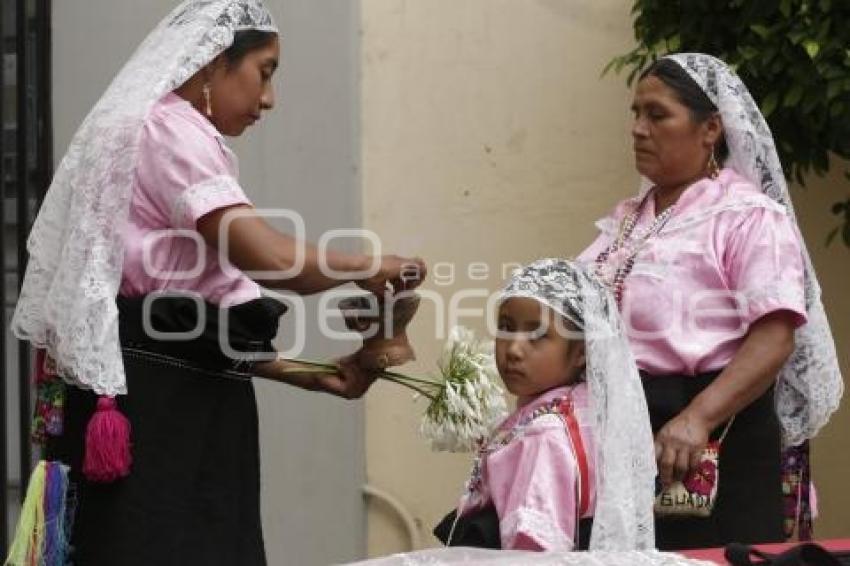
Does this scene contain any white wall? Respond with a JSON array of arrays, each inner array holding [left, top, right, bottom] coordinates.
[[53, 2, 365, 564], [360, 0, 850, 555]]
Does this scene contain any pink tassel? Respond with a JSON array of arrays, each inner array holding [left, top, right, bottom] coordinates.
[[83, 396, 132, 482]]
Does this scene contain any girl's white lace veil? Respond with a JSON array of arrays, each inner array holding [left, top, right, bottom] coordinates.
[[501, 259, 656, 550], [11, 0, 278, 396]]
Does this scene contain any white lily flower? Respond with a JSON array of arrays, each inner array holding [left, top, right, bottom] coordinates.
[[418, 326, 508, 452]]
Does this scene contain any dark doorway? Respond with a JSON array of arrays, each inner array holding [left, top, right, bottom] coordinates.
[[0, 0, 52, 552]]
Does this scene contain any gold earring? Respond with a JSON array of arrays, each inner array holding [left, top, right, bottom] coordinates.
[[707, 149, 720, 179], [203, 82, 213, 117]]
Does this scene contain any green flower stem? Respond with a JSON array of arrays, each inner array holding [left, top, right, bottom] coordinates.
[[283, 358, 338, 371], [379, 369, 440, 388], [283, 358, 440, 399], [378, 374, 437, 401]]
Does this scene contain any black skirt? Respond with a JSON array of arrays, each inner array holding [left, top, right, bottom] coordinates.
[[641, 371, 784, 550], [46, 295, 286, 566]]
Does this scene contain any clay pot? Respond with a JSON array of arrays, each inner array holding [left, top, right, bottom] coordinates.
[[338, 294, 421, 371]]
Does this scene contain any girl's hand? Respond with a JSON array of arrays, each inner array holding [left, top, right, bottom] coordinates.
[[654, 410, 711, 486]]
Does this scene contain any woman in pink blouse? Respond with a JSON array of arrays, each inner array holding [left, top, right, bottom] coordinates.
[[579, 54, 842, 550], [11, 2, 425, 565]]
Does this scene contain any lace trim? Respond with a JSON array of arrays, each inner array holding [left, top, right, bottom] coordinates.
[[361, 548, 719, 565], [171, 174, 245, 228], [593, 196, 786, 238], [742, 285, 805, 316], [501, 506, 574, 551]]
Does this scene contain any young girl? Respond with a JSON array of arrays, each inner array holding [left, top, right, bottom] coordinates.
[[435, 258, 656, 551]]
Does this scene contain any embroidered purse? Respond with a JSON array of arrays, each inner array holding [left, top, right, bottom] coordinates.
[[654, 417, 734, 518]]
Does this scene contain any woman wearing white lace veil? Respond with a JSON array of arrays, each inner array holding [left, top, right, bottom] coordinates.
[[7, 1, 424, 564], [434, 259, 655, 552], [579, 53, 842, 549]]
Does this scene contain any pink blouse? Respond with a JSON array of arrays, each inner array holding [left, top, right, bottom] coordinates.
[[457, 384, 597, 551], [578, 168, 806, 376], [120, 92, 261, 305]]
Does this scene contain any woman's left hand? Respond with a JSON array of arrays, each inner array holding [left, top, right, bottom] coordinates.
[[327, 354, 379, 399], [654, 410, 711, 486]]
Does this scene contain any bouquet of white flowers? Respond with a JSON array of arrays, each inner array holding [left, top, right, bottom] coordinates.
[[275, 325, 507, 453]]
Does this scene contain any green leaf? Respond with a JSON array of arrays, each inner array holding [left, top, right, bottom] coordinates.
[[761, 91, 780, 117], [783, 84, 804, 107], [788, 30, 807, 45], [826, 226, 838, 246], [750, 24, 772, 39], [802, 90, 821, 113], [803, 39, 820, 59], [738, 45, 760, 60], [667, 34, 681, 52], [780, 0, 792, 18], [819, 0, 831, 12], [601, 58, 618, 78], [827, 79, 844, 100]]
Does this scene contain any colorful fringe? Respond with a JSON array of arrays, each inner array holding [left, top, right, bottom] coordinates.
[[781, 441, 812, 540], [4, 461, 72, 566]]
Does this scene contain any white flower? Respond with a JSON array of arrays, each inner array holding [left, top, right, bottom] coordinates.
[[419, 326, 508, 452]]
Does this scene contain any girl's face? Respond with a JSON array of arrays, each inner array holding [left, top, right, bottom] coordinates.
[[208, 35, 280, 136], [630, 75, 721, 189], [495, 297, 586, 402]]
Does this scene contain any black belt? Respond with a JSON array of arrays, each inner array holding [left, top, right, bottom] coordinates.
[[116, 294, 286, 372]]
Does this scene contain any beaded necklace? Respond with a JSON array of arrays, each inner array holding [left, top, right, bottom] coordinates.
[[594, 189, 676, 305]]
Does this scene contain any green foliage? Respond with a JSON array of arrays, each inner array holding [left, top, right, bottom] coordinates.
[[607, 0, 850, 246]]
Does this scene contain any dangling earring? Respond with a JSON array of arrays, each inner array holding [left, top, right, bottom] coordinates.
[[202, 82, 213, 117], [707, 148, 720, 179]]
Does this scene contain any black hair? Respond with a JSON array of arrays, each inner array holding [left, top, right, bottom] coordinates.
[[223, 30, 277, 68], [640, 58, 729, 162]]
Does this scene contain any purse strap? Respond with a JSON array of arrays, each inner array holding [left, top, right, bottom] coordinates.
[[716, 415, 735, 445], [556, 398, 591, 517]]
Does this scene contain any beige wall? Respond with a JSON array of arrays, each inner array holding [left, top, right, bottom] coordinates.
[[361, 0, 849, 556]]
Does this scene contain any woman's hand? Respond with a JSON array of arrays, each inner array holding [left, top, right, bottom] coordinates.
[[253, 357, 377, 399], [655, 312, 797, 486], [284, 355, 377, 399], [654, 410, 711, 486], [328, 354, 379, 399], [356, 255, 427, 296]]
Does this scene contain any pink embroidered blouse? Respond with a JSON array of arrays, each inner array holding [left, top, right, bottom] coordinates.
[[120, 92, 261, 305], [578, 168, 807, 376], [457, 383, 597, 551]]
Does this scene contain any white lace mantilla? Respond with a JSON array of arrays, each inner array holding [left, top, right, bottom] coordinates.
[[11, 1, 278, 396], [660, 54, 842, 447]]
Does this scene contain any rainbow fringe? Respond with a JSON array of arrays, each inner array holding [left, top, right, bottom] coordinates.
[[4, 461, 71, 566]]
